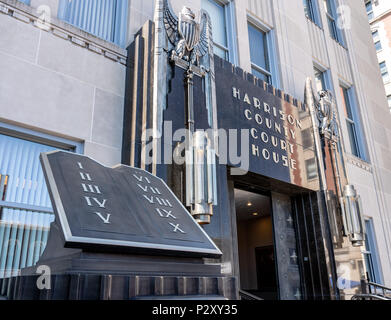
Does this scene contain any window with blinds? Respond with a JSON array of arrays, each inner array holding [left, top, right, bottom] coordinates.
[[340, 86, 367, 160], [323, 0, 345, 45], [58, 0, 128, 48], [303, 0, 321, 26], [201, 0, 229, 60], [0, 134, 75, 292], [314, 67, 327, 92], [248, 23, 272, 84], [364, 219, 383, 284], [366, 1, 374, 21], [305, 158, 318, 180], [380, 61, 390, 83], [372, 30, 382, 52]]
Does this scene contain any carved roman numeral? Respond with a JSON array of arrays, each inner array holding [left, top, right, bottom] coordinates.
[[156, 208, 177, 219], [143, 195, 154, 204], [84, 196, 107, 208], [137, 184, 148, 192], [155, 197, 172, 208], [82, 184, 102, 194], [169, 223, 185, 234], [80, 172, 92, 181], [133, 174, 151, 184], [138, 184, 162, 195], [143, 195, 172, 208], [94, 212, 111, 224], [150, 187, 161, 195]]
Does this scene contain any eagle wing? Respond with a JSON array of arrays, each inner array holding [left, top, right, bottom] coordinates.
[[163, 0, 178, 46], [195, 10, 212, 57]]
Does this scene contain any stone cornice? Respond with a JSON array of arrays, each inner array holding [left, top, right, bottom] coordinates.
[[346, 154, 373, 173]]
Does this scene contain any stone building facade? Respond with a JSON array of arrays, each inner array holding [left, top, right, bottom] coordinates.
[[0, 0, 390, 299]]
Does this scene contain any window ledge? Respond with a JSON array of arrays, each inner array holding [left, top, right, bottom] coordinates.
[[346, 154, 372, 173], [305, 15, 323, 31], [0, 0, 127, 65], [331, 36, 348, 51]]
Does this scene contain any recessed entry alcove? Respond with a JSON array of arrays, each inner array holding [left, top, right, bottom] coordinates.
[[234, 188, 278, 300]]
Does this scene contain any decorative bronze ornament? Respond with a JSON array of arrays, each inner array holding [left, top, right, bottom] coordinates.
[[160, 0, 217, 224], [305, 77, 365, 247], [317, 90, 340, 141], [163, 0, 211, 66]]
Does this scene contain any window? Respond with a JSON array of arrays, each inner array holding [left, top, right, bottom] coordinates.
[[340, 86, 366, 159], [303, 0, 321, 26], [248, 23, 274, 84], [372, 31, 382, 51], [366, 1, 374, 20], [302, 128, 313, 149], [375, 41, 382, 52], [363, 220, 383, 284], [18, 0, 31, 4], [324, 0, 344, 45], [202, 0, 229, 61], [387, 95, 391, 110], [58, 0, 128, 48], [380, 61, 390, 83], [305, 158, 318, 180], [303, 0, 315, 20], [314, 67, 327, 92], [0, 125, 81, 280]]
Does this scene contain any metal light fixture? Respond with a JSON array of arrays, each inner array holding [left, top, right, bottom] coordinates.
[[305, 77, 365, 247], [340, 185, 365, 247], [187, 131, 217, 225]]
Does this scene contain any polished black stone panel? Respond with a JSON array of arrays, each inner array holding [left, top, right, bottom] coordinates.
[[292, 192, 335, 300], [40, 151, 222, 258], [214, 56, 319, 191], [122, 21, 154, 173], [164, 64, 209, 131], [271, 193, 302, 300]]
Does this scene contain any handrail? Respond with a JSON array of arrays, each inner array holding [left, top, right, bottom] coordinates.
[[239, 290, 263, 301], [367, 281, 391, 299], [352, 294, 390, 301], [368, 282, 391, 292]]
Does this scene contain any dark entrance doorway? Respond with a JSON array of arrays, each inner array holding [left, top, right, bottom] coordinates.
[[255, 246, 277, 294], [234, 188, 278, 300]]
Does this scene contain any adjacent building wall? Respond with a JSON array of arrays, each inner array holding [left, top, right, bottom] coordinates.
[[367, 0, 391, 108]]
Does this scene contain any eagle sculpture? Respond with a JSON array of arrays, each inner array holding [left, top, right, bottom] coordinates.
[[317, 90, 339, 139], [163, 0, 212, 66]]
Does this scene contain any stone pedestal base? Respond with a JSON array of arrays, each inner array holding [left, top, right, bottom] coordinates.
[[3, 273, 237, 300], [1, 224, 238, 300]]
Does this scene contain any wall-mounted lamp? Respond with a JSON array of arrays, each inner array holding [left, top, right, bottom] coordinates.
[[187, 131, 217, 225], [341, 185, 365, 247]]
